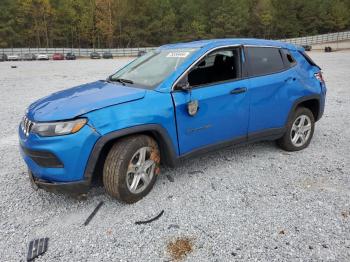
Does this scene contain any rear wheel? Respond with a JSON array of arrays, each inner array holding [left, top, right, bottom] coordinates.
[[277, 107, 315, 151], [103, 135, 160, 204]]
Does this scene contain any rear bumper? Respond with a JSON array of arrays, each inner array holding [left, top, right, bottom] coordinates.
[[317, 83, 327, 121]]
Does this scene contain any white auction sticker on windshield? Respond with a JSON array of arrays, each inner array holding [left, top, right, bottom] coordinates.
[[166, 52, 190, 58]]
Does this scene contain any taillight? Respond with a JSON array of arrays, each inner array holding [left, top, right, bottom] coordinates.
[[314, 72, 325, 83]]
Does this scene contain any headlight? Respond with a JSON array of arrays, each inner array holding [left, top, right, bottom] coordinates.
[[31, 118, 87, 137]]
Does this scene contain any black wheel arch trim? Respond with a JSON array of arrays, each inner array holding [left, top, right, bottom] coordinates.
[[286, 94, 322, 124], [83, 124, 178, 183]]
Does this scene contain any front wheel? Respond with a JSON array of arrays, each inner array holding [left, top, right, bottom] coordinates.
[[103, 135, 160, 204], [277, 107, 315, 151]]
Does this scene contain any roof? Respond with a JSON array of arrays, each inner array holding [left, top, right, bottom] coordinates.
[[159, 38, 301, 51]]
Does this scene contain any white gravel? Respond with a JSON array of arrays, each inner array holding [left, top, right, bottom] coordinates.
[[0, 52, 349, 261]]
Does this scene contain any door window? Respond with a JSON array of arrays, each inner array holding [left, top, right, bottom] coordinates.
[[185, 47, 241, 88], [247, 47, 285, 76]]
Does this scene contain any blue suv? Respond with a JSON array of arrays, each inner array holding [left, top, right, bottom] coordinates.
[[19, 39, 326, 203]]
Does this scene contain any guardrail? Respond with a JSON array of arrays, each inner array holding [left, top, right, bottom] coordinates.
[[0, 47, 156, 57], [279, 30, 350, 46], [2, 30, 350, 56]]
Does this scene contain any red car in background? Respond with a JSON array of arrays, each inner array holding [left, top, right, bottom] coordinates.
[[52, 53, 64, 60]]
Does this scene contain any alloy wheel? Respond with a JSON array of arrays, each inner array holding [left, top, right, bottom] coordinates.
[[126, 147, 156, 194], [290, 114, 312, 147]]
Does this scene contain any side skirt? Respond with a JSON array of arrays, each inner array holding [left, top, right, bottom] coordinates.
[[176, 127, 285, 163], [247, 127, 286, 143]]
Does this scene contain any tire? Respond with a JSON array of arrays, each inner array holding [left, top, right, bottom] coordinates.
[[103, 135, 160, 204], [277, 107, 315, 151]]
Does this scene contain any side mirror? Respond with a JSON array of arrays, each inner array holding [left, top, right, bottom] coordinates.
[[176, 76, 191, 91], [178, 82, 191, 91]]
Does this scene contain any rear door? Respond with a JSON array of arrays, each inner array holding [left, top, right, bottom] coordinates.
[[245, 46, 297, 134], [171, 46, 250, 155]]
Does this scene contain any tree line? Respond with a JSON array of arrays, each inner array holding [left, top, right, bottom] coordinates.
[[0, 0, 349, 48]]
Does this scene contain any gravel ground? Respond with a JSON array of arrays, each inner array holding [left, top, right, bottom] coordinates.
[[0, 52, 349, 261]]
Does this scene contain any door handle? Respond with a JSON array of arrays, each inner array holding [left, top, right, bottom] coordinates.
[[230, 87, 247, 95], [285, 77, 296, 82]]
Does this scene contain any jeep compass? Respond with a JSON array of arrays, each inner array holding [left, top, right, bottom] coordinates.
[[19, 39, 326, 203]]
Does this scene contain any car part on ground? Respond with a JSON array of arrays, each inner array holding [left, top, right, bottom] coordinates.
[[135, 210, 164, 225], [27, 238, 49, 261], [90, 52, 101, 59], [83, 201, 104, 226]]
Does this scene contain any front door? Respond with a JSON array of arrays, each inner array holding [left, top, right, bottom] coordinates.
[[171, 47, 250, 155]]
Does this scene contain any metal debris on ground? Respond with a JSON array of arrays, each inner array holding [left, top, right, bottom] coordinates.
[[166, 174, 174, 182], [11, 65, 17, 68], [188, 170, 204, 175], [135, 210, 164, 225], [167, 224, 180, 230], [83, 201, 104, 226], [27, 238, 49, 261]]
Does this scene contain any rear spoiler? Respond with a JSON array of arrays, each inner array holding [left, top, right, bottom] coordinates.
[[299, 51, 321, 70]]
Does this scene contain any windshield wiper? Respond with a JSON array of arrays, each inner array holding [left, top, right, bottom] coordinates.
[[109, 78, 134, 85]]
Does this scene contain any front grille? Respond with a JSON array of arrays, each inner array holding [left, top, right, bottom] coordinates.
[[21, 115, 34, 137]]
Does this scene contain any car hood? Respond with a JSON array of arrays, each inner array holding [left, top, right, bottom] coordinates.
[[27, 81, 146, 121]]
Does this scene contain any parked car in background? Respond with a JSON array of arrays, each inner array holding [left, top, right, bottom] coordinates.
[[22, 53, 36, 61], [65, 53, 76, 60], [19, 39, 326, 203], [325, 46, 332, 52], [36, 54, 49, 60], [302, 45, 312, 51], [137, 50, 147, 57], [7, 54, 20, 61], [102, 51, 113, 59], [90, 52, 101, 59], [52, 53, 64, 60], [0, 54, 7, 61]]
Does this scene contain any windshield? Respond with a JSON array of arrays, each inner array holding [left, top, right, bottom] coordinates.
[[110, 48, 198, 89]]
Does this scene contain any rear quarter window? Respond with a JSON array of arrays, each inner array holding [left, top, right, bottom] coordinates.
[[281, 49, 297, 68], [246, 47, 285, 76]]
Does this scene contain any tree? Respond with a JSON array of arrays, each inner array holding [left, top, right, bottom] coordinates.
[[0, 0, 349, 48]]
